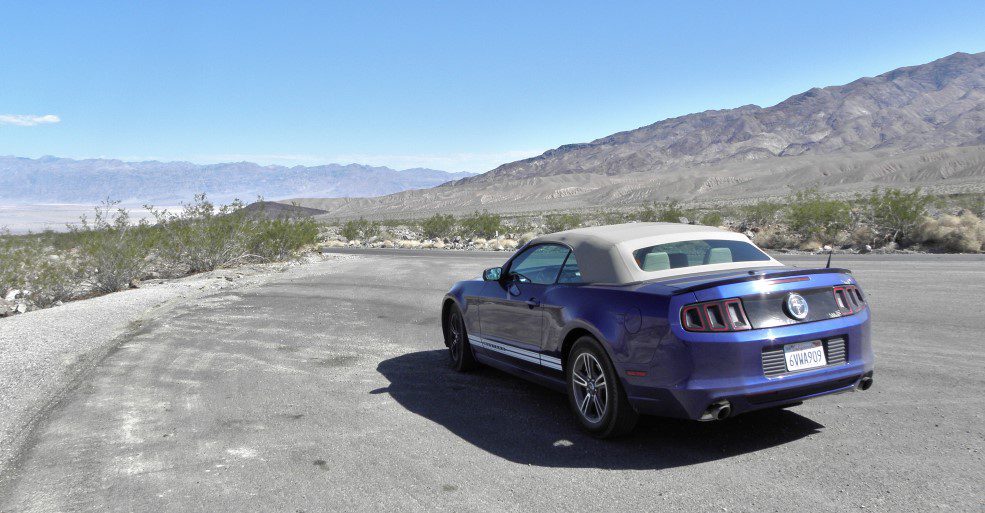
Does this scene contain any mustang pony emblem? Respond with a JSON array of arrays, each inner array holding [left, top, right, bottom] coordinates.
[[785, 293, 810, 320]]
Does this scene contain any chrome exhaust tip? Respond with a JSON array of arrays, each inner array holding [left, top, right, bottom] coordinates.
[[858, 376, 873, 391], [700, 400, 732, 421]]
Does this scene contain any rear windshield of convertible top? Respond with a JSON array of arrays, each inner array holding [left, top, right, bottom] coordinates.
[[632, 239, 771, 272]]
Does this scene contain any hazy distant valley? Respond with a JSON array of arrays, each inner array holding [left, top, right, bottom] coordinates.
[[0, 158, 472, 231], [0, 157, 473, 205]]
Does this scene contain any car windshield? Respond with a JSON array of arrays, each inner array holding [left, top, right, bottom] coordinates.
[[632, 239, 771, 272]]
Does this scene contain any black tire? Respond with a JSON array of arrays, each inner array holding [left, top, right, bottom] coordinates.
[[444, 305, 477, 372], [565, 336, 638, 438]]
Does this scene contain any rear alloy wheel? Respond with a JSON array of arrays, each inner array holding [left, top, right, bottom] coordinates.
[[566, 336, 638, 438], [444, 306, 477, 372]]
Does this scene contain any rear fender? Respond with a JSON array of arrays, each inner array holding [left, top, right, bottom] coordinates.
[[548, 287, 674, 367]]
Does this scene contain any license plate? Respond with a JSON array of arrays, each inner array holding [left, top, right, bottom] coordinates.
[[784, 340, 827, 372]]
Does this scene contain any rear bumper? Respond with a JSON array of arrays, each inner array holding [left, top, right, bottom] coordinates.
[[621, 311, 874, 420], [627, 364, 872, 419]]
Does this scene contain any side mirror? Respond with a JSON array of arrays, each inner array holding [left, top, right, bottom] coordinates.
[[482, 267, 502, 281]]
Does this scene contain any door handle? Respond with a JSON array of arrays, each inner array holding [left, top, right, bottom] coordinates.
[[526, 298, 541, 309]]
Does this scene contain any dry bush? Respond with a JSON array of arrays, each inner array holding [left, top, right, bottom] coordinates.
[[742, 201, 785, 226], [340, 218, 380, 241], [544, 213, 583, 233], [752, 226, 799, 249], [0, 232, 80, 306], [421, 214, 456, 240], [72, 204, 158, 293], [799, 240, 823, 252], [518, 232, 538, 245], [850, 225, 877, 247], [27, 255, 79, 307], [460, 210, 502, 238], [785, 189, 852, 243], [864, 187, 932, 244], [915, 211, 985, 253]]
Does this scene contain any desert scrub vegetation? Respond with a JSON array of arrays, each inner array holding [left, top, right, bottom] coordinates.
[[544, 213, 583, 233], [1, 230, 79, 308], [317, 188, 983, 255], [421, 213, 456, 239], [785, 189, 853, 244], [634, 201, 694, 224], [73, 203, 161, 292], [0, 195, 318, 315], [915, 211, 985, 253], [150, 195, 317, 273], [460, 210, 503, 238], [340, 217, 380, 241]]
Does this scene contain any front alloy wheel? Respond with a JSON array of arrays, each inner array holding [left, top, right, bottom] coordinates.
[[445, 306, 476, 371]]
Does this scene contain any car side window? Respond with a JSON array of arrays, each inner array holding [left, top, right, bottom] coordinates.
[[508, 244, 570, 285], [557, 252, 582, 284]]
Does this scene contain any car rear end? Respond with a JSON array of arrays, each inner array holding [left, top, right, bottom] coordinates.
[[624, 267, 874, 421]]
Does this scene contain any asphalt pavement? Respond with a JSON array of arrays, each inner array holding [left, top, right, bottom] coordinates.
[[1, 250, 983, 511]]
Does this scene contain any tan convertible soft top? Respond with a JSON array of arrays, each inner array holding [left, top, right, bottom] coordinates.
[[530, 222, 783, 284]]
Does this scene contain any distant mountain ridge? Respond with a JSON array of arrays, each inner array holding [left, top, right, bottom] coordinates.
[[468, 51, 985, 183], [0, 156, 473, 204], [288, 51, 985, 218]]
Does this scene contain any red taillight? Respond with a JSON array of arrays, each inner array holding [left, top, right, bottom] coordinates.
[[833, 285, 865, 315], [681, 298, 751, 332]]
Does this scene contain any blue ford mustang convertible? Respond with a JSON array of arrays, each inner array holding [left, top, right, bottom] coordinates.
[[441, 223, 874, 437]]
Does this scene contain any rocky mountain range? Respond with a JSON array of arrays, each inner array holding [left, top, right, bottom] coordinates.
[[288, 51, 985, 218], [0, 156, 473, 205]]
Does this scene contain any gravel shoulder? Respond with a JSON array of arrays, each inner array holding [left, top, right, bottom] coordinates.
[[0, 254, 350, 472]]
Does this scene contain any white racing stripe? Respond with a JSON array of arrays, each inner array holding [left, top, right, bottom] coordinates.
[[468, 335, 562, 371], [541, 355, 563, 371]]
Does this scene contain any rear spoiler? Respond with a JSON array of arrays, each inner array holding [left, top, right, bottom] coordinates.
[[670, 267, 853, 295]]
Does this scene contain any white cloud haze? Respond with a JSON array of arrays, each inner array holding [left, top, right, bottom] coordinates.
[[0, 114, 61, 126]]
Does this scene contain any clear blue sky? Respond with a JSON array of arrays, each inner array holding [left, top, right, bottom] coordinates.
[[2, 1, 983, 172]]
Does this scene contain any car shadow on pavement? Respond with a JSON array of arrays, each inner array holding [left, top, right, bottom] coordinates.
[[376, 349, 826, 470]]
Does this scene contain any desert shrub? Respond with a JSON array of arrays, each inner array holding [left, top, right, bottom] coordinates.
[[752, 226, 799, 249], [658, 201, 693, 223], [0, 231, 31, 297], [248, 215, 319, 261], [630, 201, 692, 223], [864, 188, 932, 244], [461, 210, 502, 238], [850, 225, 877, 247], [73, 203, 159, 292], [742, 201, 784, 226], [630, 204, 658, 222], [150, 196, 256, 273], [152, 195, 319, 270], [340, 218, 379, 241], [26, 254, 78, 307], [544, 213, 583, 233], [785, 189, 852, 243], [700, 212, 724, 227], [916, 212, 985, 253], [506, 218, 535, 235], [421, 214, 456, 239], [0, 232, 79, 306], [517, 232, 538, 245], [597, 209, 628, 225]]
